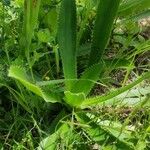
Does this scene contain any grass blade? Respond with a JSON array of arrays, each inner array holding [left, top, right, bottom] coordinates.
[[81, 72, 150, 108], [118, 0, 150, 18]]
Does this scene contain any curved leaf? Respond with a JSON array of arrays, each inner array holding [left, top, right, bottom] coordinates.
[[8, 66, 61, 103], [64, 91, 86, 107], [118, 0, 150, 18], [71, 63, 103, 96], [81, 72, 150, 108]]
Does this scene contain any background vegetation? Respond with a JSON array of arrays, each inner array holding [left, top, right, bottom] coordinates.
[[0, 0, 150, 149]]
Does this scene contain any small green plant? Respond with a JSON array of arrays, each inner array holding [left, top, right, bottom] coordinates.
[[1, 0, 149, 149]]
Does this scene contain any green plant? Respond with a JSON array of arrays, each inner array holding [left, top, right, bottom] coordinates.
[[3, 0, 150, 149]]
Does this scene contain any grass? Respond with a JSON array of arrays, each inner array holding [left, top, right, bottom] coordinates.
[[0, 82, 150, 149], [0, 0, 150, 149]]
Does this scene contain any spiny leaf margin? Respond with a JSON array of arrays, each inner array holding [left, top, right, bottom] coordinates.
[[8, 66, 61, 103]]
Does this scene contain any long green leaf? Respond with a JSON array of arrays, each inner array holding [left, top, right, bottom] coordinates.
[[130, 10, 150, 21], [38, 124, 70, 150], [75, 113, 134, 149], [8, 66, 61, 103], [88, 0, 121, 66], [30, 0, 41, 31], [71, 58, 130, 96], [21, 0, 41, 57], [118, 0, 150, 18], [71, 63, 103, 96], [81, 72, 150, 108], [58, 0, 77, 90]]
